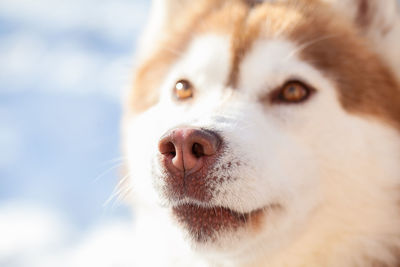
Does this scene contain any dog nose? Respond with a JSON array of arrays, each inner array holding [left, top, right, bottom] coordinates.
[[158, 128, 221, 174]]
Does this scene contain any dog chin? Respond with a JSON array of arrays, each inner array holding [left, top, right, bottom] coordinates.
[[161, 196, 282, 246], [172, 204, 262, 242]]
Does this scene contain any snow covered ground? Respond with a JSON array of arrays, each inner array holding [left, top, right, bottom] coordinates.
[[0, 0, 149, 266]]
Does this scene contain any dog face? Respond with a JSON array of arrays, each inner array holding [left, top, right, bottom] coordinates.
[[124, 0, 400, 265]]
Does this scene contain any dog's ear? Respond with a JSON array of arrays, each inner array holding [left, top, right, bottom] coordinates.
[[135, 0, 199, 62], [323, 0, 400, 77], [323, 0, 399, 33]]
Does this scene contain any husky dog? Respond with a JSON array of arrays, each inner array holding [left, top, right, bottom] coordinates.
[[122, 0, 400, 266]]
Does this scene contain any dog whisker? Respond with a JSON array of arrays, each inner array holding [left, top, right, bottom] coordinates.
[[92, 162, 124, 184]]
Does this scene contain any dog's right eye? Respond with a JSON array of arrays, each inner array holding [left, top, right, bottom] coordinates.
[[269, 81, 314, 104], [174, 79, 193, 100]]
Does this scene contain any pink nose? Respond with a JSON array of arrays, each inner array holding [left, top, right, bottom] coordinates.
[[158, 128, 221, 174]]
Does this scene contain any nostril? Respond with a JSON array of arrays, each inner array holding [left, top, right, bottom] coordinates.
[[167, 143, 176, 157], [159, 128, 221, 174], [160, 141, 176, 157], [192, 143, 205, 158]]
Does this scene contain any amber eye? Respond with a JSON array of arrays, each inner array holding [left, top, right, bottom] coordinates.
[[277, 81, 311, 103], [174, 79, 193, 100]]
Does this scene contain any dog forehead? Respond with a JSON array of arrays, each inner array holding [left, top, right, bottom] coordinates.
[[196, 1, 307, 88], [176, 34, 305, 97], [171, 2, 311, 91]]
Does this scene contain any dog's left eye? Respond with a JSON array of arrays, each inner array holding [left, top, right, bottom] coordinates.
[[174, 79, 193, 100], [273, 81, 312, 103]]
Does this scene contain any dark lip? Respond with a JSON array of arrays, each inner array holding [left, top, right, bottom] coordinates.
[[172, 203, 268, 242]]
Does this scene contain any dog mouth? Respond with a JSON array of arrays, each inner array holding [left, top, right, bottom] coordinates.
[[172, 203, 269, 242]]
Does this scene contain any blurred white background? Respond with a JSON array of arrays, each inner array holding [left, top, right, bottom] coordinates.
[[0, 0, 150, 266]]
